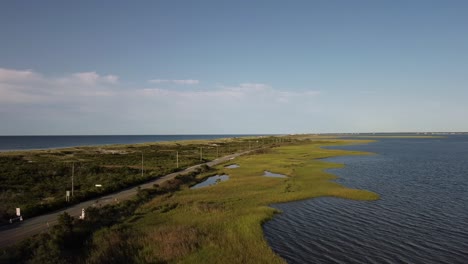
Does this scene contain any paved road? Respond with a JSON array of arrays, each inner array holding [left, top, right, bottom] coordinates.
[[0, 150, 250, 248]]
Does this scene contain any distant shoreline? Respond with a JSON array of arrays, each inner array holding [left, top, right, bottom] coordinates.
[[0, 133, 455, 152], [0, 134, 274, 152]]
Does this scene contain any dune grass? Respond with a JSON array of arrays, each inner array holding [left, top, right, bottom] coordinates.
[[86, 139, 379, 263]]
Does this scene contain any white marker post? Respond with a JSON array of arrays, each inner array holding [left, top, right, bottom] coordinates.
[[79, 208, 85, 220], [66, 190, 70, 202], [16, 208, 23, 221]]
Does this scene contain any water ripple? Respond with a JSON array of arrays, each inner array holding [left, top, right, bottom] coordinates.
[[263, 136, 468, 263]]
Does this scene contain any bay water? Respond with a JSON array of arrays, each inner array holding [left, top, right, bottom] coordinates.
[[263, 136, 468, 263], [0, 134, 262, 151]]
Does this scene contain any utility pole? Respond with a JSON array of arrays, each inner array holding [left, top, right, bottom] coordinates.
[[176, 151, 179, 168], [216, 145, 219, 158], [141, 152, 144, 177], [71, 162, 74, 197], [200, 147, 203, 161]]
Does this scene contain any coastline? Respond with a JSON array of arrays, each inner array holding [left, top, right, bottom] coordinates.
[[96, 138, 379, 263], [1, 137, 380, 263], [0, 134, 273, 152]]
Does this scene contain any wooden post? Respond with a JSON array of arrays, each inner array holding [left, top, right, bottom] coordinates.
[[71, 162, 74, 197]]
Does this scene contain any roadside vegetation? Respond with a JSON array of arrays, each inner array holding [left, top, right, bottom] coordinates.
[[0, 136, 287, 224], [1, 137, 379, 263], [1, 166, 214, 264]]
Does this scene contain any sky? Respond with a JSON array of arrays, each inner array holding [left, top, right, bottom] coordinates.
[[1, 0, 468, 135]]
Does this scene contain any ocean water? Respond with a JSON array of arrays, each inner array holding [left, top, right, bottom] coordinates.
[[263, 136, 468, 264], [0, 134, 262, 151]]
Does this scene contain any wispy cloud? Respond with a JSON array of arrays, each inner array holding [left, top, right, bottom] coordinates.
[[0, 68, 322, 134], [70, 72, 119, 85], [0, 68, 118, 104], [142, 82, 320, 105], [0, 68, 41, 83], [148, 79, 199, 85], [1, 68, 320, 107]]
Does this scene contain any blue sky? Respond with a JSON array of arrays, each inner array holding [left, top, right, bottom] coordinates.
[[1, 0, 467, 135]]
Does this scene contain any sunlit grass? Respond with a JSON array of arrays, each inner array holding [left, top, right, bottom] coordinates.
[[88, 139, 379, 263]]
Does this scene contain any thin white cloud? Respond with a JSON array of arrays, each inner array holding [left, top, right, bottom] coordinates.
[[0, 69, 320, 106], [143, 82, 319, 103], [148, 79, 199, 85], [0, 68, 119, 104], [131, 82, 322, 134], [0, 68, 41, 83], [70, 71, 119, 85], [0, 68, 323, 134]]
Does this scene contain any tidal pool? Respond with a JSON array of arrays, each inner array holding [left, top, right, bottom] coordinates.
[[264, 171, 287, 178], [225, 164, 240, 168], [191, 175, 229, 189]]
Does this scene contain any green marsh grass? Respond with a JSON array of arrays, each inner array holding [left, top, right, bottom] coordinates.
[[0, 136, 281, 223], [87, 139, 379, 263]]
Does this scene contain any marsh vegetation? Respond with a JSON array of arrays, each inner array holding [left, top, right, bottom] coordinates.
[[0, 136, 286, 224], [1, 136, 379, 263]]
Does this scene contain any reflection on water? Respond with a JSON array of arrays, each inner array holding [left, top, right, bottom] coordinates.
[[225, 164, 240, 168], [191, 175, 229, 189], [264, 171, 287, 178], [263, 136, 468, 264]]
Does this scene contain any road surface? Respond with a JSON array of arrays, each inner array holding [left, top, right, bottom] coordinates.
[[0, 150, 250, 248]]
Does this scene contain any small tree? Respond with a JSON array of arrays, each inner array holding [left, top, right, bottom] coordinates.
[[57, 212, 74, 233]]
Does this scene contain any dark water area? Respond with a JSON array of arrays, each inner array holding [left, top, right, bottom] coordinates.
[[0, 134, 264, 151], [263, 135, 468, 264]]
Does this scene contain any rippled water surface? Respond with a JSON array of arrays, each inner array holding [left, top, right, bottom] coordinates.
[[263, 136, 468, 264]]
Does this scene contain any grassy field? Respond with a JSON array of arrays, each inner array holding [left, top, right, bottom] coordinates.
[[83, 138, 379, 263]]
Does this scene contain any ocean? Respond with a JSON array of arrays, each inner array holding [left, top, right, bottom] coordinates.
[[0, 135, 264, 151]]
